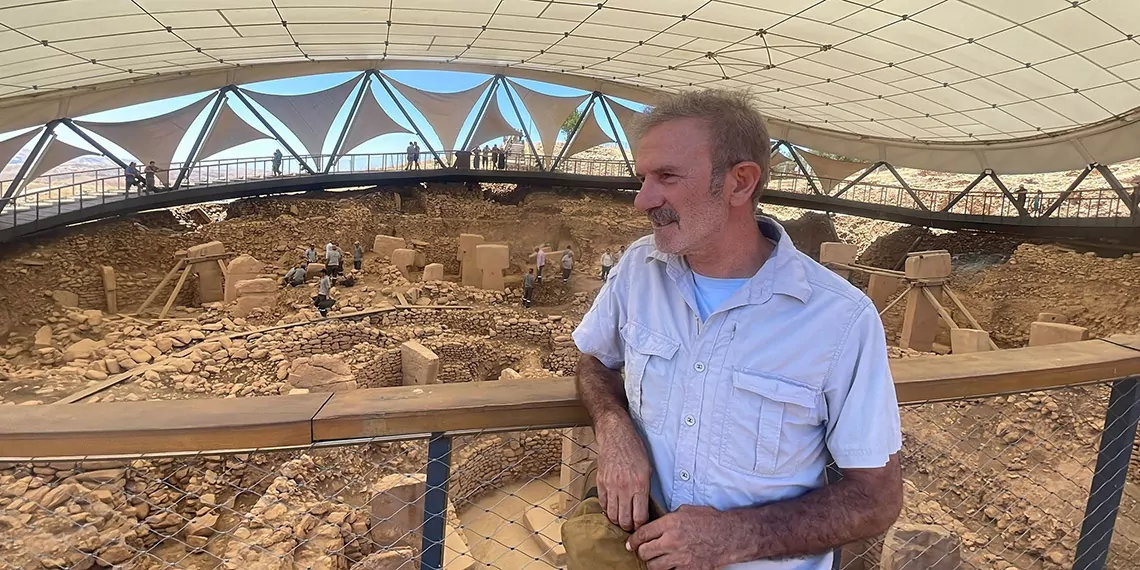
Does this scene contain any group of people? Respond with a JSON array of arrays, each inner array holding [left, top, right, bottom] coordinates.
[[124, 161, 165, 194], [405, 142, 422, 170], [1014, 184, 1046, 216], [521, 244, 582, 308], [283, 240, 366, 317], [471, 144, 508, 170]]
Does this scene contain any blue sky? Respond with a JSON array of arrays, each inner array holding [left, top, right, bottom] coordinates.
[[0, 70, 650, 173]]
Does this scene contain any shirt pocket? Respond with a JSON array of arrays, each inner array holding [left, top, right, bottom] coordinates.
[[620, 322, 680, 435], [718, 370, 823, 477]]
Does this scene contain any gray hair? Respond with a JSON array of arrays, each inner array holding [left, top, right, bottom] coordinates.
[[633, 89, 771, 205]]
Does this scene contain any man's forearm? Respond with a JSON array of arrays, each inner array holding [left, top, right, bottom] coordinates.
[[576, 354, 631, 429], [714, 458, 902, 566]]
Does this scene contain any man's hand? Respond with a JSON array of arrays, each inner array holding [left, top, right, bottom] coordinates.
[[627, 505, 725, 570], [595, 413, 653, 532]]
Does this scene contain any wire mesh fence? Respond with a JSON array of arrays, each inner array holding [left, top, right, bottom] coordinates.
[[2, 380, 1140, 570]]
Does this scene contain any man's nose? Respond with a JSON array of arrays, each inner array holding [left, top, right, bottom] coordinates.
[[634, 180, 664, 212]]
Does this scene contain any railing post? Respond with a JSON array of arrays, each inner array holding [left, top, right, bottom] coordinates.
[[421, 432, 452, 570], [1074, 376, 1140, 570]]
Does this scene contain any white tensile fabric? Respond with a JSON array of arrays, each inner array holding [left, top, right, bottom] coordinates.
[[563, 108, 615, 159], [338, 85, 412, 156], [507, 80, 589, 159], [196, 101, 270, 162], [385, 76, 493, 150], [241, 75, 361, 166], [467, 91, 518, 149], [75, 95, 214, 183], [603, 97, 648, 158], [0, 129, 41, 175], [798, 151, 869, 195], [22, 137, 98, 191]]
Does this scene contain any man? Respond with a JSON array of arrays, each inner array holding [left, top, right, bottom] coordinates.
[[472, 146, 481, 170], [305, 244, 319, 265], [573, 89, 902, 570], [272, 149, 283, 176], [561, 246, 573, 284], [535, 246, 546, 283], [1015, 184, 1028, 212], [315, 270, 333, 317], [616, 245, 626, 264], [125, 162, 144, 195], [482, 145, 491, 168], [326, 245, 343, 278], [406, 142, 416, 170], [144, 161, 163, 193], [284, 262, 306, 287], [412, 142, 421, 170], [325, 241, 335, 261], [600, 249, 614, 282], [353, 242, 364, 271], [522, 268, 536, 308]]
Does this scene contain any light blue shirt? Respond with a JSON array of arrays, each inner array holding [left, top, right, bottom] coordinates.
[[573, 217, 902, 570], [692, 273, 749, 322]]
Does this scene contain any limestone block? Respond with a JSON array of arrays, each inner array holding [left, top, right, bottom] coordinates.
[[391, 249, 417, 280], [950, 329, 993, 354], [353, 549, 416, 570], [83, 310, 103, 326], [34, 326, 53, 347], [414, 250, 427, 268], [819, 242, 858, 277], [225, 255, 265, 302], [235, 278, 278, 296], [423, 263, 445, 282], [64, 339, 105, 362], [373, 235, 407, 259], [101, 266, 118, 314], [306, 263, 326, 278], [476, 244, 510, 291], [458, 234, 485, 287], [1037, 312, 1067, 324], [524, 500, 566, 567], [900, 285, 943, 353], [867, 274, 901, 311], [370, 473, 426, 549], [904, 250, 951, 280], [400, 340, 439, 385], [560, 427, 597, 514], [288, 355, 357, 392], [232, 295, 273, 318], [1029, 322, 1089, 347], [880, 523, 961, 570], [188, 241, 226, 303], [52, 290, 80, 308]]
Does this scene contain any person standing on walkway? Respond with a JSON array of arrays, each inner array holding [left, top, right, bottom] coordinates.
[[326, 244, 343, 277], [600, 249, 614, 281], [144, 161, 163, 193], [472, 146, 481, 170], [125, 162, 144, 195], [523, 268, 536, 308], [305, 244, 318, 265], [1033, 189, 1044, 216], [272, 149, 283, 176], [406, 141, 416, 171], [561, 246, 574, 284], [482, 145, 491, 168], [573, 89, 901, 570], [353, 242, 364, 271], [535, 246, 546, 283]]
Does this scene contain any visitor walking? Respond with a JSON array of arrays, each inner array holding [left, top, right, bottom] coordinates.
[[523, 268, 536, 308], [315, 270, 333, 317], [535, 246, 546, 283], [125, 162, 144, 194], [272, 149, 283, 176], [144, 161, 163, 193], [1033, 189, 1044, 216], [491, 145, 501, 170], [305, 244, 318, 264], [326, 244, 343, 277], [284, 262, 306, 287], [561, 246, 573, 284], [353, 242, 364, 271], [412, 142, 421, 170], [600, 249, 613, 281], [406, 141, 415, 171]]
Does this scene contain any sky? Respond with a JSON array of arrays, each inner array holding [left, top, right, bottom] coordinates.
[[0, 69, 651, 178]]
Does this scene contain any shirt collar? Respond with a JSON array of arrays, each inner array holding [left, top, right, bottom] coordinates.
[[645, 216, 813, 305]]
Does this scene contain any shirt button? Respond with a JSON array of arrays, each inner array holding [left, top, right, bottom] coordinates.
[[680, 470, 690, 481], [693, 362, 706, 372], [684, 415, 695, 426]]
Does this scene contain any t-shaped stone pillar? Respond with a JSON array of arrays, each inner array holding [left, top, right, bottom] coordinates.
[[422, 263, 445, 282], [458, 234, 485, 287], [400, 340, 439, 385], [187, 241, 226, 303], [224, 254, 265, 303], [867, 274, 901, 311], [899, 250, 951, 353], [476, 243, 510, 291], [390, 249, 417, 280], [819, 242, 858, 279], [373, 235, 406, 259]]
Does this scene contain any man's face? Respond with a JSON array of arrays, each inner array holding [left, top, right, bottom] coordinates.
[[633, 118, 730, 255]]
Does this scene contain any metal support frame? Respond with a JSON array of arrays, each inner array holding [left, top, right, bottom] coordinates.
[[458, 76, 502, 153], [420, 432, 453, 570], [599, 96, 635, 177], [780, 141, 822, 196], [376, 73, 448, 169], [324, 73, 373, 173], [60, 119, 130, 171], [228, 86, 316, 175], [1, 121, 60, 211], [882, 162, 928, 210], [500, 77, 543, 169], [1094, 164, 1140, 217], [550, 92, 599, 172], [172, 93, 226, 190], [1042, 165, 1093, 219], [941, 171, 989, 212], [833, 161, 884, 199], [1074, 376, 1140, 570], [987, 171, 1029, 217]]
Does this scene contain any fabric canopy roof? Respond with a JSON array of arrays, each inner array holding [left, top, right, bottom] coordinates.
[[798, 151, 869, 195], [241, 75, 361, 163], [0, 129, 40, 176], [604, 97, 648, 158], [386, 77, 492, 150], [563, 108, 615, 159], [338, 85, 412, 157], [1, 1, 1139, 173], [75, 95, 214, 170], [507, 80, 589, 158], [22, 137, 97, 190], [196, 101, 270, 162], [467, 91, 519, 150]]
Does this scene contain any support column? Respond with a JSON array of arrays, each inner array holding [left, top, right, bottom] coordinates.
[[899, 251, 950, 352], [421, 433, 453, 570]]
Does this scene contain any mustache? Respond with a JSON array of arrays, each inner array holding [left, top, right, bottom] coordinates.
[[647, 207, 679, 226]]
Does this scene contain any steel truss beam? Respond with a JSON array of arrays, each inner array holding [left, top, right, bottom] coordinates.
[[325, 74, 373, 173], [375, 72, 447, 169], [550, 92, 599, 172], [499, 76, 543, 170], [228, 86, 316, 175], [598, 96, 635, 178]]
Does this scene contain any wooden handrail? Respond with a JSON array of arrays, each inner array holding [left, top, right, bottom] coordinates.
[[1, 337, 1137, 459]]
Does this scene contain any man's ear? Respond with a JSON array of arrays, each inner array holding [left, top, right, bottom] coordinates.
[[725, 161, 764, 207]]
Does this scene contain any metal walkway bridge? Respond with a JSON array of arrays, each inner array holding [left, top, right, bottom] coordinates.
[[2, 151, 1138, 244]]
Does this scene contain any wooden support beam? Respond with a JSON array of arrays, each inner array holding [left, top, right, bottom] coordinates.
[[879, 284, 913, 316], [922, 286, 960, 330], [135, 258, 186, 315], [944, 286, 999, 351], [159, 266, 192, 319]]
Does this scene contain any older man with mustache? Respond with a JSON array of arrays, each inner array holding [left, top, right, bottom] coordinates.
[[572, 90, 903, 570]]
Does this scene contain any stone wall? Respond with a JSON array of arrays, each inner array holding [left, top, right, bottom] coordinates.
[[448, 429, 563, 510], [354, 349, 403, 388], [247, 321, 381, 360]]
